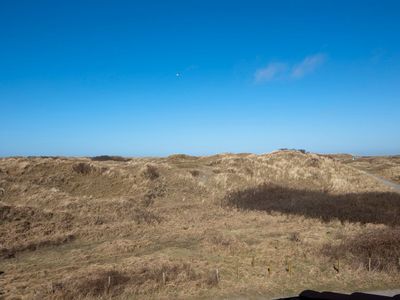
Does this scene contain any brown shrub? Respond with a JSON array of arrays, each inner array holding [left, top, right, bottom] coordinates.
[[90, 155, 130, 162], [0, 203, 75, 258], [204, 229, 236, 247], [189, 169, 200, 177], [305, 157, 321, 168], [52, 270, 130, 298], [141, 192, 155, 207], [289, 232, 301, 242], [205, 269, 219, 286], [167, 154, 198, 160], [1, 234, 75, 259], [324, 228, 400, 272], [140, 183, 166, 207], [72, 162, 94, 175], [130, 261, 198, 286], [0, 203, 52, 224], [141, 164, 159, 180], [132, 207, 161, 225]]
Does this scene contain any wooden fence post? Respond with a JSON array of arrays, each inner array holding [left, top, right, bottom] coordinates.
[[106, 275, 111, 294], [286, 261, 292, 274], [334, 258, 340, 273]]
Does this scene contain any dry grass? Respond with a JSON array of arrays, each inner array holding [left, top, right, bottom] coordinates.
[[0, 202, 75, 258], [0, 151, 399, 299], [329, 154, 400, 184], [324, 227, 400, 272], [50, 260, 202, 299]]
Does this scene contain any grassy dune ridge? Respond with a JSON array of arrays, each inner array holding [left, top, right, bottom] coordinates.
[[0, 151, 399, 299]]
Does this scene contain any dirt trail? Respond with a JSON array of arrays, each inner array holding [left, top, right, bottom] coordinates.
[[363, 171, 400, 193]]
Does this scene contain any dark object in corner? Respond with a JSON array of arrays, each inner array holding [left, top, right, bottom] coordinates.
[[277, 289, 399, 299]]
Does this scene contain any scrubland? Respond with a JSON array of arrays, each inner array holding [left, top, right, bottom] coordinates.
[[0, 151, 399, 299]]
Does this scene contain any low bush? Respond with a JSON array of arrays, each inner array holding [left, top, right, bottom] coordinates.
[[189, 169, 200, 177], [141, 164, 159, 180], [132, 207, 161, 225], [90, 155, 130, 162], [72, 162, 94, 175]]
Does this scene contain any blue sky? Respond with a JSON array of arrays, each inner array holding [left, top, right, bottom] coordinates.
[[1, 0, 399, 156]]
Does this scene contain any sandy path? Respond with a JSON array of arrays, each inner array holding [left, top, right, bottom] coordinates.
[[363, 171, 400, 193]]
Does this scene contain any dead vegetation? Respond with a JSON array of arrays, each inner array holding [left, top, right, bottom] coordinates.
[[330, 154, 400, 184], [73, 162, 96, 175], [324, 227, 400, 272], [50, 260, 203, 299], [0, 151, 399, 299], [0, 202, 75, 258], [90, 155, 130, 162], [141, 164, 160, 180], [132, 207, 162, 225]]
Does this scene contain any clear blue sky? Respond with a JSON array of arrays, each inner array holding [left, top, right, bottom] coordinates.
[[1, 1, 399, 156]]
